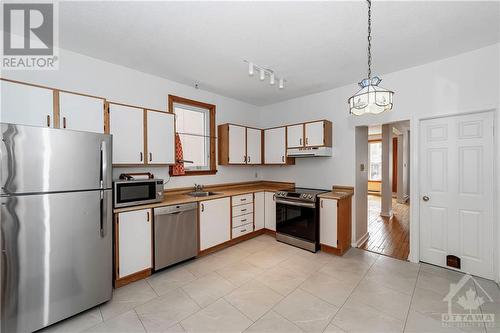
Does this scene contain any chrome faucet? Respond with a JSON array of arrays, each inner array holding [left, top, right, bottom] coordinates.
[[194, 183, 204, 192]]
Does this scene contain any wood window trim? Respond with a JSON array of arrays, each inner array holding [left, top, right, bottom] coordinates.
[[168, 95, 217, 176]]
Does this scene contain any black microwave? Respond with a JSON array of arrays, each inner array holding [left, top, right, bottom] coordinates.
[[113, 179, 164, 208]]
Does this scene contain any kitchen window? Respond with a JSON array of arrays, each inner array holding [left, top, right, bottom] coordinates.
[[168, 95, 216, 176], [368, 140, 382, 181]]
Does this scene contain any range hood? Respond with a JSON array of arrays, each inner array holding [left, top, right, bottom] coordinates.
[[287, 146, 332, 158]]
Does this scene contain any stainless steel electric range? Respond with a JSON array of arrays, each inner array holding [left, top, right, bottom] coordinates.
[[275, 187, 329, 252]]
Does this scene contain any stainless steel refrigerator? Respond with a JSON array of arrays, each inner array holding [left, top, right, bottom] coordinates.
[[0, 123, 113, 333]]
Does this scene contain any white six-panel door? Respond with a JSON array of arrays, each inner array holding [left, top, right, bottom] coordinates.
[[419, 111, 494, 279], [246, 128, 262, 164]]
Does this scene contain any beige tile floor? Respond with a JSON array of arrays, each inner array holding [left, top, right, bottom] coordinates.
[[40, 235, 500, 333]]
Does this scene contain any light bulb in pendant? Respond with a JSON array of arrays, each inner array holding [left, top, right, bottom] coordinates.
[[259, 69, 265, 81], [278, 78, 284, 89], [248, 62, 254, 76], [270, 73, 275, 85]]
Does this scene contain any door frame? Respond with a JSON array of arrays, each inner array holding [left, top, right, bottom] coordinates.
[[413, 109, 498, 282]]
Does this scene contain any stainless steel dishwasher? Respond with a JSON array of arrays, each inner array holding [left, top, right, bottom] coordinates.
[[154, 203, 198, 271]]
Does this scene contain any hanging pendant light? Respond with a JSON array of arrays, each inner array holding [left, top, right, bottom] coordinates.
[[348, 0, 394, 116]]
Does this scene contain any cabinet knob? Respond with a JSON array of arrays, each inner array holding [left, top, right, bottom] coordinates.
[[422, 196, 430, 202], [201, 203, 204, 212], [63, 117, 67, 129], [46, 115, 51, 127], [140, 152, 143, 161], [146, 211, 150, 222], [149, 152, 152, 162]]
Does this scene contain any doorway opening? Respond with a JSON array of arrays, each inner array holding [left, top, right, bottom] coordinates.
[[356, 121, 411, 261]]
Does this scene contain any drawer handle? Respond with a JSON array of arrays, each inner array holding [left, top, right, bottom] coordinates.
[[46, 115, 51, 127], [201, 203, 204, 212], [241, 219, 247, 222], [241, 209, 247, 212], [240, 198, 246, 201], [240, 229, 246, 233]]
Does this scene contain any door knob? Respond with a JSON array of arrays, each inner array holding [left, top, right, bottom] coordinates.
[[422, 196, 430, 202]]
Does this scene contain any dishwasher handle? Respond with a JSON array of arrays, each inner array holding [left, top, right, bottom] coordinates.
[[154, 203, 197, 215]]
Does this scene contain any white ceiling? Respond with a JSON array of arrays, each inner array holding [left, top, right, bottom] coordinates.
[[59, 1, 500, 106]]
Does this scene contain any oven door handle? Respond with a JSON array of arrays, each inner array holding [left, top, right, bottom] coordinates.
[[275, 199, 316, 208]]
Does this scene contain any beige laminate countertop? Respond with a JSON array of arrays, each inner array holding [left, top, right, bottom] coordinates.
[[113, 182, 294, 213], [318, 189, 354, 200]]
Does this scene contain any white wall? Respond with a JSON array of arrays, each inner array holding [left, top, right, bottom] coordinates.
[[1, 48, 262, 189], [259, 43, 499, 272]]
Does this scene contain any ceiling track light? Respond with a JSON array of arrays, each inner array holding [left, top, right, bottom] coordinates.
[[243, 60, 285, 90], [259, 69, 265, 81], [248, 62, 254, 76]]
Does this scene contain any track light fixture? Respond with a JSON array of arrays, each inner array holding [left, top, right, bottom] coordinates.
[[244, 60, 285, 90]]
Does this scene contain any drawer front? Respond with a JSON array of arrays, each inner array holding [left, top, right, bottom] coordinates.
[[232, 213, 253, 228], [232, 194, 253, 206], [232, 203, 253, 217], [232, 222, 254, 238]]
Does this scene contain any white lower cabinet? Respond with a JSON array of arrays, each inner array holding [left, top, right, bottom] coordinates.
[[254, 192, 265, 230], [264, 192, 276, 231], [117, 209, 152, 278], [319, 198, 338, 247], [199, 197, 231, 251]]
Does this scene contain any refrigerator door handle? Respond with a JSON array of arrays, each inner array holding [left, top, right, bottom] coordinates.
[[99, 191, 105, 237], [100, 140, 108, 189]]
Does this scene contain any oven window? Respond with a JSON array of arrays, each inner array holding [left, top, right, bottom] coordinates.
[[116, 183, 155, 203], [276, 203, 317, 241]]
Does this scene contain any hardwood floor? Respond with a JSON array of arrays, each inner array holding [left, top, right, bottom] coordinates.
[[359, 195, 409, 260]]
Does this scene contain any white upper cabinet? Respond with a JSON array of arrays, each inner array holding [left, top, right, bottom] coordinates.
[[109, 103, 144, 164], [305, 121, 325, 146], [59, 92, 105, 133], [287, 124, 304, 148], [1, 80, 54, 127], [264, 127, 286, 164], [146, 111, 175, 164], [229, 124, 246, 164], [246, 127, 261, 164], [199, 197, 231, 251]]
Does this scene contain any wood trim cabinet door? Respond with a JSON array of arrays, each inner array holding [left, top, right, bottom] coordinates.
[[264, 127, 286, 164], [229, 124, 246, 164], [264, 192, 276, 231], [287, 124, 304, 148], [109, 103, 144, 165], [146, 110, 175, 164], [1, 80, 54, 127], [199, 197, 231, 251], [319, 198, 338, 247], [59, 92, 105, 133], [254, 192, 265, 230], [246, 128, 262, 164], [304, 121, 324, 146], [117, 209, 152, 278]]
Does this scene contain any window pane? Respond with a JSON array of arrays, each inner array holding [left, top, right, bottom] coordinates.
[[174, 106, 207, 136], [369, 142, 382, 181], [178, 134, 209, 170]]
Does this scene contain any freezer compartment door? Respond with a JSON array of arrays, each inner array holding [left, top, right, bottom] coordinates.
[[1, 123, 112, 195], [1, 189, 112, 333]]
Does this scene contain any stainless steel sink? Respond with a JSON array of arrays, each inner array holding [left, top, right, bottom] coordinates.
[[186, 191, 220, 197]]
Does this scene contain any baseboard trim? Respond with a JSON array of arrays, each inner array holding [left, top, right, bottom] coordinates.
[[115, 268, 152, 288], [355, 232, 370, 247]]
